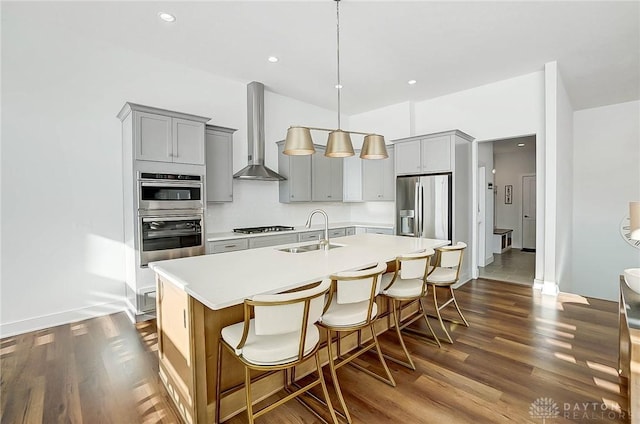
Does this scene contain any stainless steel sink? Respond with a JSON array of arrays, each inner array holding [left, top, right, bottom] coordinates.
[[278, 243, 343, 253]]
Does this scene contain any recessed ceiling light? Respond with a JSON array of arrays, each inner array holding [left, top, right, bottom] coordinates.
[[517, 143, 525, 147], [408, 80, 417, 85], [158, 12, 176, 22], [335, 84, 343, 89], [268, 56, 279, 63]]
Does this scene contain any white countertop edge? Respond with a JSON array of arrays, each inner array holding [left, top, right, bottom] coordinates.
[[206, 221, 394, 242], [151, 234, 449, 310], [148, 263, 188, 291]]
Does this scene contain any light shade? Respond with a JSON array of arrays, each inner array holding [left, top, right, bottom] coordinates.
[[283, 127, 315, 155], [630, 201, 640, 240], [360, 134, 389, 159], [325, 130, 354, 157]]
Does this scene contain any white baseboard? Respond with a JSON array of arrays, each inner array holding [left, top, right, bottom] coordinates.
[[533, 278, 559, 296], [0, 300, 127, 338]]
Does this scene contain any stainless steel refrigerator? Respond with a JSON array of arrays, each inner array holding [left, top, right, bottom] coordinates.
[[396, 173, 452, 240]]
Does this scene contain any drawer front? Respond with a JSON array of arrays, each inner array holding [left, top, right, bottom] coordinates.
[[365, 227, 394, 235], [210, 238, 249, 254], [345, 227, 356, 236], [299, 231, 324, 242], [328, 228, 347, 238], [248, 233, 299, 249]]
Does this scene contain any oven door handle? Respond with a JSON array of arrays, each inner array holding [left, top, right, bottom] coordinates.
[[140, 181, 202, 188], [142, 215, 202, 223]]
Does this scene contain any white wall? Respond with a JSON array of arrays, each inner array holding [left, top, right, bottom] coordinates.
[[493, 149, 536, 249], [477, 142, 495, 264], [554, 68, 575, 293], [352, 72, 547, 282], [350, 101, 413, 141], [0, 4, 360, 335], [206, 90, 354, 233], [572, 100, 640, 301]]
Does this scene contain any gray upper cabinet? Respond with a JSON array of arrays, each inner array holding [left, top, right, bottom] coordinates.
[[394, 131, 466, 176], [205, 125, 236, 202], [277, 141, 312, 203], [394, 139, 421, 175], [135, 112, 172, 162], [362, 146, 395, 201], [119, 103, 210, 166], [312, 147, 343, 201], [172, 118, 206, 165], [342, 155, 362, 202], [421, 135, 451, 173]]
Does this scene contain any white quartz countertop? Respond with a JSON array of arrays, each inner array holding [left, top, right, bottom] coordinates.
[[206, 222, 394, 242], [150, 234, 448, 311]]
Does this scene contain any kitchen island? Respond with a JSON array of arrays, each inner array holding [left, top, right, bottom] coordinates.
[[149, 234, 449, 424]]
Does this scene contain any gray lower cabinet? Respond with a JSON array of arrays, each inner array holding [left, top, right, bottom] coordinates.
[[209, 238, 249, 254], [299, 231, 324, 242], [328, 228, 347, 238], [346, 227, 356, 236], [365, 227, 394, 235], [248, 233, 299, 249], [312, 147, 343, 201], [205, 125, 236, 202], [277, 141, 312, 202]]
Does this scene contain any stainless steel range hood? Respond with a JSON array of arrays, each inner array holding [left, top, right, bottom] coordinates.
[[233, 81, 286, 181]]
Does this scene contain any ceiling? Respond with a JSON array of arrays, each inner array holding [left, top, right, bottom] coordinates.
[[491, 135, 536, 155], [14, 1, 640, 115]]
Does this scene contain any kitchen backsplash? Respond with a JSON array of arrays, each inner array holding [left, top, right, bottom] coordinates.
[[205, 180, 394, 233]]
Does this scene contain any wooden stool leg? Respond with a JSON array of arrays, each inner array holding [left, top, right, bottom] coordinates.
[[391, 299, 416, 370], [315, 351, 339, 424], [370, 325, 396, 387], [215, 340, 224, 424], [418, 297, 442, 348], [326, 328, 352, 423], [433, 286, 453, 343], [245, 366, 254, 424], [449, 287, 469, 327]]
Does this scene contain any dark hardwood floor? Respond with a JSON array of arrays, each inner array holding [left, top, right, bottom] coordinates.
[[0, 279, 629, 423]]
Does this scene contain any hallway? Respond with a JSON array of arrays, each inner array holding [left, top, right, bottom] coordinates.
[[479, 249, 535, 286]]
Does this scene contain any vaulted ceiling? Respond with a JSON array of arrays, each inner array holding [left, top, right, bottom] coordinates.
[[10, 1, 640, 114]]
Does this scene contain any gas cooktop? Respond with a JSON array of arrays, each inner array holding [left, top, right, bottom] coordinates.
[[233, 225, 295, 234]]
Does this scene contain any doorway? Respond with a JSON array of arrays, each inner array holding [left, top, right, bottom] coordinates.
[[477, 135, 536, 286], [522, 175, 536, 251]]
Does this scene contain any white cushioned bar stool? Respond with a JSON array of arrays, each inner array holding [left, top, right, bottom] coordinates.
[[380, 249, 441, 370], [426, 242, 469, 343], [318, 262, 395, 424], [214, 279, 338, 424]]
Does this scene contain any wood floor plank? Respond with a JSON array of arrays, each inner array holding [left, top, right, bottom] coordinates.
[[0, 279, 630, 423]]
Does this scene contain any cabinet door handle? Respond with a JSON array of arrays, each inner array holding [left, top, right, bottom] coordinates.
[[183, 309, 187, 328]]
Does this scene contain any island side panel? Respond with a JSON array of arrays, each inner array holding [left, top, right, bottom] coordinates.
[[156, 275, 196, 424], [155, 259, 415, 423]]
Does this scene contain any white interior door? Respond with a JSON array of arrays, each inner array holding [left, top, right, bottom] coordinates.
[[522, 175, 536, 250]]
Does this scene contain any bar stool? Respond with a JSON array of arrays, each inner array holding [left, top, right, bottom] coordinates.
[[426, 242, 469, 343], [318, 262, 395, 424], [215, 279, 337, 424], [380, 249, 441, 371]]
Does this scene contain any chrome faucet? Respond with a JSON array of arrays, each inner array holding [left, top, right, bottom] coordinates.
[[305, 209, 329, 250]]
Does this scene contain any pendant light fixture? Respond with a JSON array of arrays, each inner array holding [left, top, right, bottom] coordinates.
[[283, 0, 388, 160]]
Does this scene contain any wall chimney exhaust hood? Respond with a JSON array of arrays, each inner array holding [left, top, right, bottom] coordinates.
[[233, 81, 286, 181]]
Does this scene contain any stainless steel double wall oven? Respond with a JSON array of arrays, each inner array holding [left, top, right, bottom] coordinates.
[[138, 172, 205, 266]]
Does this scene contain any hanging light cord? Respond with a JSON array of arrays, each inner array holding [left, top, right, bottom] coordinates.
[[336, 0, 341, 129]]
